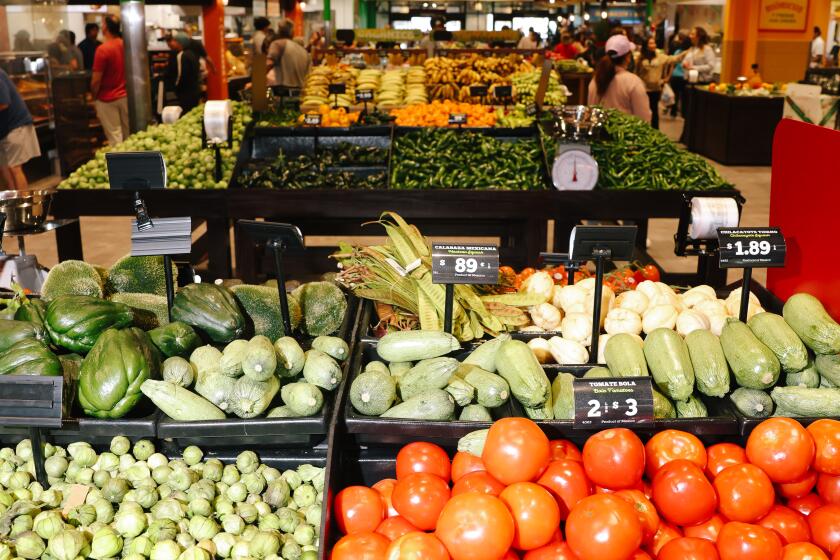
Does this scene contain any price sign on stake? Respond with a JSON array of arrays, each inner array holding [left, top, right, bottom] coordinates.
[[449, 113, 467, 125], [573, 377, 654, 428], [432, 243, 499, 285], [328, 83, 347, 95], [356, 90, 374, 102], [304, 114, 321, 126], [470, 85, 488, 97], [494, 85, 513, 99], [717, 227, 786, 268]]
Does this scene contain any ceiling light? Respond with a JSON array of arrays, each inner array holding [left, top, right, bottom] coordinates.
[[474, 1, 482, 9], [569, 13, 575, 21], [431, 2, 437, 7], [423, 1, 428, 5], [298, 0, 306, 7], [583, 12, 590, 20], [601, 10, 607, 18]]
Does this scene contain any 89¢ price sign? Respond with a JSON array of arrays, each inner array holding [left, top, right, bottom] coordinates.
[[573, 377, 654, 428], [717, 227, 786, 268], [431, 243, 499, 285]]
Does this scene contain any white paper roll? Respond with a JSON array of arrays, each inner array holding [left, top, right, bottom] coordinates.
[[687, 69, 699, 83], [689, 197, 739, 240], [161, 106, 183, 124], [204, 100, 232, 144]]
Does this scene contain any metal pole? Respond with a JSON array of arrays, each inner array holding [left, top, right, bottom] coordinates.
[[29, 428, 48, 487], [589, 254, 605, 364], [443, 284, 454, 334], [739, 268, 753, 323], [272, 242, 294, 338], [120, 0, 153, 132], [163, 255, 175, 322]]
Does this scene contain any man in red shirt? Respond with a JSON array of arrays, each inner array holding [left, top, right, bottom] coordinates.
[[91, 14, 128, 146]]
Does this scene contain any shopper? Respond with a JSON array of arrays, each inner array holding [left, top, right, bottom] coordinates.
[[682, 26, 716, 83], [0, 69, 40, 190], [266, 19, 311, 89], [636, 36, 685, 129], [553, 33, 578, 59], [668, 32, 690, 117], [78, 23, 101, 70], [811, 26, 825, 68], [166, 33, 202, 114], [517, 28, 539, 50], [48, 32, 78, 71], [91, 14, 129, 146], [252, 17, 271, 56], [588, 34, 651, 124], [61, 30, 84, 71]]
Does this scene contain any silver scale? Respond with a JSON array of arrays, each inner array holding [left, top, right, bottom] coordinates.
[[544, 105, 606, 191]]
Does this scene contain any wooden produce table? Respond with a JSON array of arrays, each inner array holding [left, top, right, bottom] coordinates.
[[684, 88, 784, 166]]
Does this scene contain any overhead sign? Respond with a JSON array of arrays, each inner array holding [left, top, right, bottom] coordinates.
[[759, 0, 809, 31]]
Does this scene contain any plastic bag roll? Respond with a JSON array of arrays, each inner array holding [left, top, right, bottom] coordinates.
[[204, 100, 232, 143], [689, 197, 739, 240], [161, 106, 183, 124]]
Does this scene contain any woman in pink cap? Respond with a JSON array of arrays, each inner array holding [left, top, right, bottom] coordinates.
[[587, 34, 651, 124]]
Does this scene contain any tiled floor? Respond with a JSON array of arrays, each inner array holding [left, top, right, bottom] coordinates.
[[16, 113, 772, 284]]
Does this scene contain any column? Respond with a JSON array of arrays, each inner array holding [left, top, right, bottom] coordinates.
[[121, 0, 153, 132], [202, 0, 228, 100]]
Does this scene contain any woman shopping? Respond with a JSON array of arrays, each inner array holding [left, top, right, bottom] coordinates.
[[636, 36, 686, 129], [682, 27, 716, 84], [587, 34, 651, 124]]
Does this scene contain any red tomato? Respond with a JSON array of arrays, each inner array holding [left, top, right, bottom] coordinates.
[[808, 504, 840, 554], [435, 493, 515, 560], [706, 443, 748, 479], [779, 471, 819, 500], [747, 418, 815, 483], [582, 428, 646, 490], [758, 505, 811, 545], [615, 489, 660, 545], [523, 542, 578, 560], [331, 532, 390, 560], [392, 473, 450, 531], [376, 516, 419, 541], [334, 486, 385, 535], [818, 473, 840, 505], [499, 482, 561, 551], [397, 442, 452, 483], [652, 459, 717, 527], [549, 439, 582, 462], [647, 522, 683, 557], [684, 514, 727, 543], [372, 479, 399, 517], [385, 532, 450, 560], [452, 452, 485, 483], [501, 551, 520, 560], [716, 522, 783, 560], [657, 537, 720, 560], [644, 429, 707, 479], [566, 493, 643, 560], [482, 418, 550, 486], [808, 420, 840, 475], [630, 551, 652, 560], [451, 471, 506, 497], [714, 464, 776, 522], [641, 264, 661, 282], [595, 479, 646, 494], [536, 459, 592, 518], [788, 493, 825, 517], [782, 542, 829, 560]]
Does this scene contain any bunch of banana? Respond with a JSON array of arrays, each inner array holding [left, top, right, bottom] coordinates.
[[301, 65, 358, 110], [404, 67, 428, 105], [356, 68, 382, 100], [429, 83, 459, 100], [377, 69, 406, 110]]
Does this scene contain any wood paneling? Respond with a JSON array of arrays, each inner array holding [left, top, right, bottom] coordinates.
[[756, 40, 810, 82]]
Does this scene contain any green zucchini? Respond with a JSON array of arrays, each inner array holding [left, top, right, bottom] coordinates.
[[583, 366, 612, 378], [162, 357, 195, 388], [445, 378, 475, 407], [220, 340, 248, 378], [376, 330, 460, 362], [551, 372, 575, 420], [770, 386, 840, 417], [720, 319, 780, 389], [783, 293, 840, 355], [399, 357, 459, 400], [816, 354, 840, 386], [748, 312, 809, 373], [349, 370, 396, 416], [524, 396, 554, 420], [140, 380, 225, 421], [461, 366, 510, 408], [266, 406, 295, 418], [302, 349, 343, 391], [494, 340, 551, 408], [311, 336, 349, 362], [364, 361, 390, 376], [604, 334, 648, 378], [242, 336, 277, 381], [462, 334, 511, 373], [786, 360, 820, 388], [389, 361, 412, 387], [280, 383, 324, 416], [653, 388, 675, 419], [676, 394, 708, 418], [228, 375, 280, 419], [381, 389, 455, 420], [274, 337, 305, 378], [643, 328, 695, 401], [822, 375, 837, 388], [190, 345, 223, 378], [685, 329, 730, 398], [194, 369, 235, 411], [459, 404, 492, 422], [730, 387, 774, 418], [457, 429, 488, 456]]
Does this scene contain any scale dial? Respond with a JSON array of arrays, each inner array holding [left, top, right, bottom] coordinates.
[[552, 149, 599, 191]]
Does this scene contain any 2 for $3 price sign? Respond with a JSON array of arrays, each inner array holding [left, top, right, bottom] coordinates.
[[573, 377, 654, 428]]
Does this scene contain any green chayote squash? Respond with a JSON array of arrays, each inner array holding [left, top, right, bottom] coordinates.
[[148, 322, 202, 359], [171, 284, 245, 344], [13, 299, 50, 344], [0, 339, 61, 376], [45, 295, 134, 353], [78, 328, 160, 419], [0, 319, 46, 352]]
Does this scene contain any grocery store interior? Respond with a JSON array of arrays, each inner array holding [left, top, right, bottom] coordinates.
[[3, 0, 840, 558]]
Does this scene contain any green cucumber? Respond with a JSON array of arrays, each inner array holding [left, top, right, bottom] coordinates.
[[720, 319, 781, 389], [140, 380, 225, 421], [494, 340, 551, 408], [459, 404, 492, 422], [583, 366, 612, 378], [730, 387, 774, 418], [461, 366, 510, 408], [349, 370, 396, 416], [643, 328, 695, 401], [376, 331, 460, 362], [311, 336, 350, 361], [302, 349, 343, 391], [786, 359, 820, 388], [604, 334, 648, 378], [445, 378, 475, 407], [551, 372, 575, 420], [220, 340, 248, 378], [685, 329, 730, 398], [770, 386, 840, 417], [783, 293, 840, 355], [653, 388, 675, 419], [242, 336, 277, 381], [274, 337, 305, 378], [676, 394, 708, 418], [748, 312, 809, 373], [462, 334, 511, 373], [280, 383, 324, 416], [381, 389, 455, 420], [399, 357, 459, 400], [815, 354, 840, 386]]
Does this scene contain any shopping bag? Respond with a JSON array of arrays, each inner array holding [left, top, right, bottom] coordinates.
[[661, 83, 675, 107]]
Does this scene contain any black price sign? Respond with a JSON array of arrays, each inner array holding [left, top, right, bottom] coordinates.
[[470, 85, 488, 97], [303, 114, 322, 126], [494, 85, 513, 99], [449, 113, 468, 125], [573, 377, 654, 428], [717, 227, 786, 268], [431, 243, 499, 285], [356, 90, 374, 102], [328, 83, 347, 95], [525, 104, 538, 116]]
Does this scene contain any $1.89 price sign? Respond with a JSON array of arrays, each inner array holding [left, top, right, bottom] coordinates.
[[431, 243, 499, 285], [573, 377, 654, 428], [717, 227, 786, 268]]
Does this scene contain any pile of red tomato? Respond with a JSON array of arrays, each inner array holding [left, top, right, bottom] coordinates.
[[331, 416, 840, 560]]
